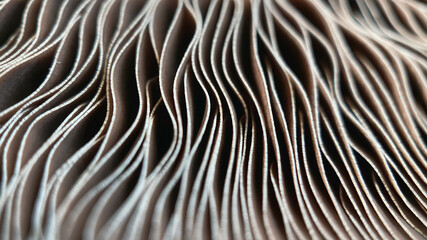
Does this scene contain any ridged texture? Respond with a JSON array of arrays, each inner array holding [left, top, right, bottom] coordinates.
[[0, 0, 426, 239]]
